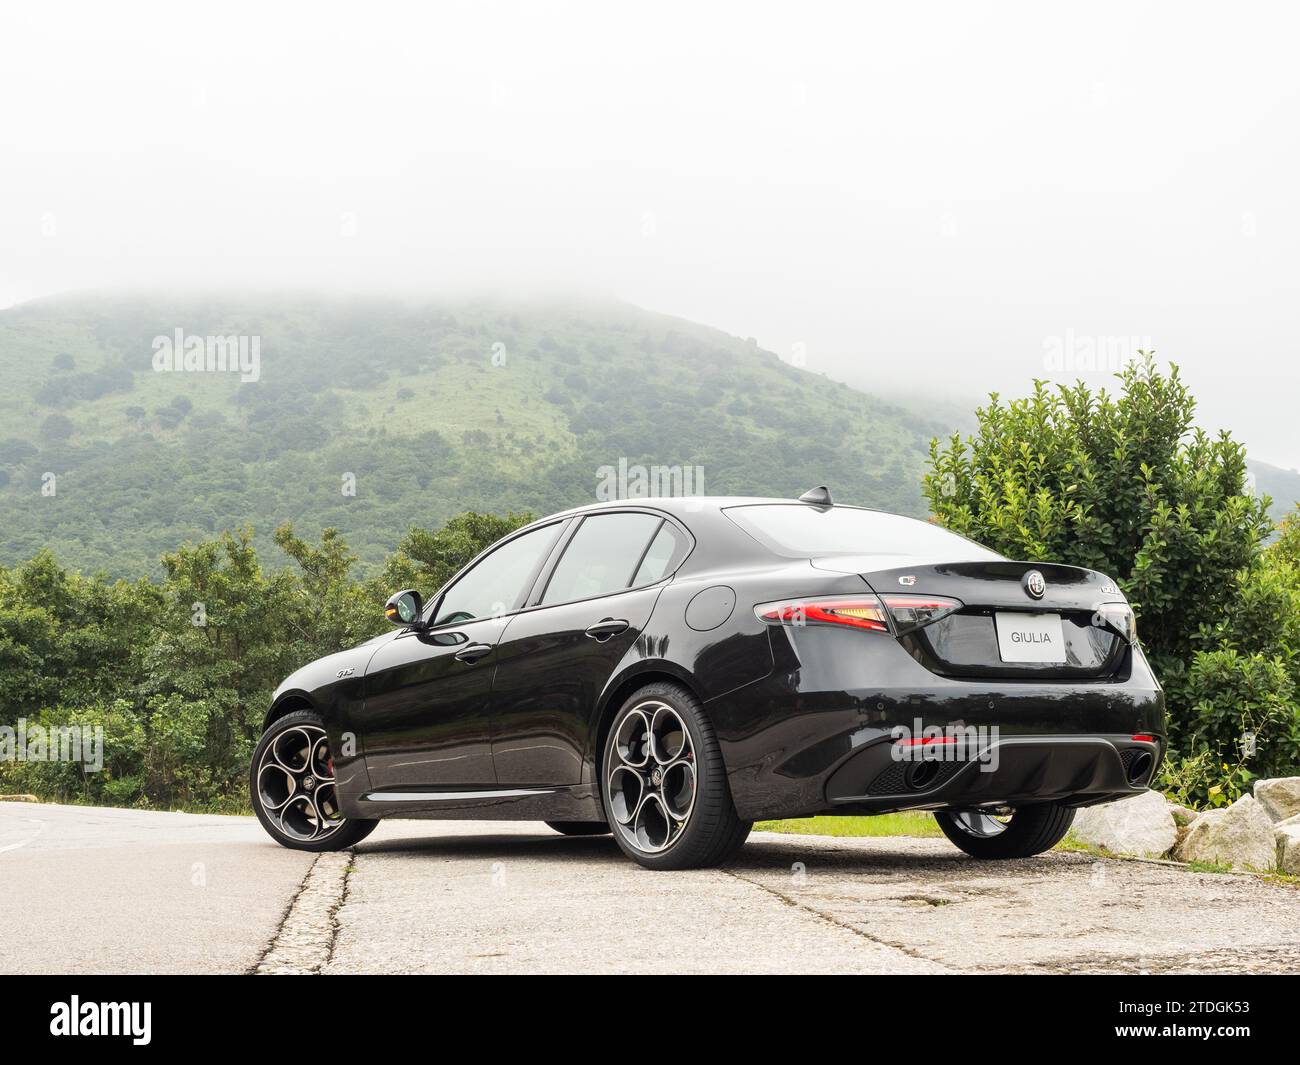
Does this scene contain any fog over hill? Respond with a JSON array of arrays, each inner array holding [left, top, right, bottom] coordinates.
[[0, 293, 953, 576]]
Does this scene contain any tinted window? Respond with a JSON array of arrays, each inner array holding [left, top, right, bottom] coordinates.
[[632, 522, 682, 586], [724, 505, 1001, 560], [541, 513, 662, 605], [434, 523, 562, 625]]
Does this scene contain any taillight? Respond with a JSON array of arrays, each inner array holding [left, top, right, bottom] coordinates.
[[879, 594, 962, 634], [1093, 602, 1137, 643], [755, 595, 890, 632]]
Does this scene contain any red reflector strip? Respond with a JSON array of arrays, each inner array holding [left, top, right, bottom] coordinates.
[[895, 736, 957, 746], [1131, 734, 1156, 742]]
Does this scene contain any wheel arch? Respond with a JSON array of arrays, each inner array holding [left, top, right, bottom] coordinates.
[[585, 664, 708, 783], [262, 692, 314, 732]]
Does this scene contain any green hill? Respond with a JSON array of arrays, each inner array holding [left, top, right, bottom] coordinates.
[[0, 293, 946, 576]]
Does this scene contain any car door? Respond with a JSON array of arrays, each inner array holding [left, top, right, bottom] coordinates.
[[489, 511, 689, 786], [359, 521, 566, 790]]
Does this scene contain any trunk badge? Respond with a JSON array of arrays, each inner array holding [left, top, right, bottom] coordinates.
[[898, 575, 917, 586], [1024, 570, 1047, 599]]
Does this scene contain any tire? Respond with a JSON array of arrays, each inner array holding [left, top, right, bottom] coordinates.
[[600, 680, 752, 870], [250, 708, 378, 852], [935, 803, 1075, 860], [545, 821, 612, 836]]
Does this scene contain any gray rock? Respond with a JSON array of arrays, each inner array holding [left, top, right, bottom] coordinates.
[[1275, 814, 1300, 876], [1254, 778, 1300, 823], [1070, 790, 1177, 857], [1176, 795, 1278, 872]]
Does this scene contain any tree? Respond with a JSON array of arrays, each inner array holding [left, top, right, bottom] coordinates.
[[40, 413, 75, 443], [376, 510, 535, 600]]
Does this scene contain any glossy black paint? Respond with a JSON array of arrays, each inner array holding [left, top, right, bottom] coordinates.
[[263, 496, 1166, 825]]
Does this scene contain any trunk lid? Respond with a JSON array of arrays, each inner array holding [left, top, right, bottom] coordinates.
[[813, 556, 1131, 680]]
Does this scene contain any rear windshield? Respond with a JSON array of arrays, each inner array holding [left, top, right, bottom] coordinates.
[[724, 504, 1001, 560]]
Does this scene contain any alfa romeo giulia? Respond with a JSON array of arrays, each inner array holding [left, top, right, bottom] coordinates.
[[250, 489, 1165, 869]]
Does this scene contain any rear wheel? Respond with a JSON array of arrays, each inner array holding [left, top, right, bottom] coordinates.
[[545, 821, 611, 836], [935, 803, 1075, 859], [251, 709, 378, 852], [601, 681, 751, 870]]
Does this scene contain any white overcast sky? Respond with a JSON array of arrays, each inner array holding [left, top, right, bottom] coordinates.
[[2, 1, 1298, 468]]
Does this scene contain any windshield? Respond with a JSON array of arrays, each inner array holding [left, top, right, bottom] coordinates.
[[724, 504, 1001, 560]]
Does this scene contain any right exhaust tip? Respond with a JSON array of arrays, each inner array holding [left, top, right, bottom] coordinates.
[[1125, 750, 1154, 786]]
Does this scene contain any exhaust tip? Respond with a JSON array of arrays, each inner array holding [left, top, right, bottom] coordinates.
[[904, 760, 942, 791], [1125, 750, 1154, 786]]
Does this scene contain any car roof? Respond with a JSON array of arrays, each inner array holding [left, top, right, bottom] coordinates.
[[546, 496, 884, 520]]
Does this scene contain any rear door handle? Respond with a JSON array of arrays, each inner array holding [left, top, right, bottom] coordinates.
[[454, 643, 494, 663], [585, 618, 629, 641]]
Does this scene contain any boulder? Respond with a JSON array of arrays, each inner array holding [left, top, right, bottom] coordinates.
[[1176, 795, 1278, 872], [1254, 778, 1300, 823], [1069, 790, 1177, 857], [1275, 813, 1300, 876]]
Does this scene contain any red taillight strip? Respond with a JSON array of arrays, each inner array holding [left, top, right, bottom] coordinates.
[[756, 597, 890, 632], [895, 736, 957, 746], [1131, 734, 1156, 743], [879, 596, 959, 610]]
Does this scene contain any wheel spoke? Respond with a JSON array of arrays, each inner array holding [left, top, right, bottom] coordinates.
[[649, 706, 691, 765], [632, 793, 673, 852], [660, 758, 696, 822], [613, 707, 652, 768], [952, 811, 1009, 838], [607, 766, 644, 825]]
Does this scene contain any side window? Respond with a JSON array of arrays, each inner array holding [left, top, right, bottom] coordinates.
[[434, 524, 562, 626], [632, 522, 683, 586], [540, 513, 663, 606]]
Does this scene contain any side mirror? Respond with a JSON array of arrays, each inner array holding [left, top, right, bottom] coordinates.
[[384, 589, 424, 628]]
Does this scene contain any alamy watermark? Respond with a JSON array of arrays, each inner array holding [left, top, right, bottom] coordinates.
[[152, 329, 261, 382], [1, 719, 104, 772], [1042, 331, 1152, 374], [596, 458, 705, 501], [890, 718, 1001, 773]]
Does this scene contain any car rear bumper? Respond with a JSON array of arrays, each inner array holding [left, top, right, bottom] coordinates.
[[706, 626, 1166, 821], [824, 734, 1161, 814]]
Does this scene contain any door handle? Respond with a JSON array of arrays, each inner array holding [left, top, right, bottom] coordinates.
[[584, 618, 630, 641], [454, 643, 494, 663]]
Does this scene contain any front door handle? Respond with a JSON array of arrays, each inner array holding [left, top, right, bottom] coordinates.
[[585, 618, 630, 641], [454, 643, 494, 663]]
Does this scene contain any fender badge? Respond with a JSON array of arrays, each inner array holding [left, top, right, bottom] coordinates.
[[336, 667, 355, 678]]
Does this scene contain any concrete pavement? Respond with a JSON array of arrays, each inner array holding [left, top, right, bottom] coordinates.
[[5, 801, 1300, 974]]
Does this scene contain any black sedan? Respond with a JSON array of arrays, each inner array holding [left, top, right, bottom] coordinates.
[[250, 490, 1165, 869]]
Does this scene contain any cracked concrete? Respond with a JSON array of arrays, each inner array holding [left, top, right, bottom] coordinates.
[[5, 803, 1300, 974]]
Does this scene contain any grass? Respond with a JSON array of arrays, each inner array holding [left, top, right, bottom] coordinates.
[[755, 813, 942, 838]]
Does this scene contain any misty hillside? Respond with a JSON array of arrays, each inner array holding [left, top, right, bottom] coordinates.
[[0, 294, 949, 576]]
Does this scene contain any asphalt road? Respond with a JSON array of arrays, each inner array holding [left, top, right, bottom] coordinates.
[[5, 801, 1300, 974]]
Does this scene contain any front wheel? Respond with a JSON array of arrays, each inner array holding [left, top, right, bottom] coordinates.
[[601, 681, 751, 870], [250, 709, 378, 852], [935, 803, 1075, 859]]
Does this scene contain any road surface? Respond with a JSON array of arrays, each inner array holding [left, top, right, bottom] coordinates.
[[4, 801, 1299, 974]]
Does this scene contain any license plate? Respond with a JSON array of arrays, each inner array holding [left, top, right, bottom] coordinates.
[[995, 612, 1066, 663]]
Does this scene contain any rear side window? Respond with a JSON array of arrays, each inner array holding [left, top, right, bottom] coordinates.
[[632, 522, 682, 586], [541, 513, 664, 605], [434, 523, 563, 625], [723, 504, 1000, 560]]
